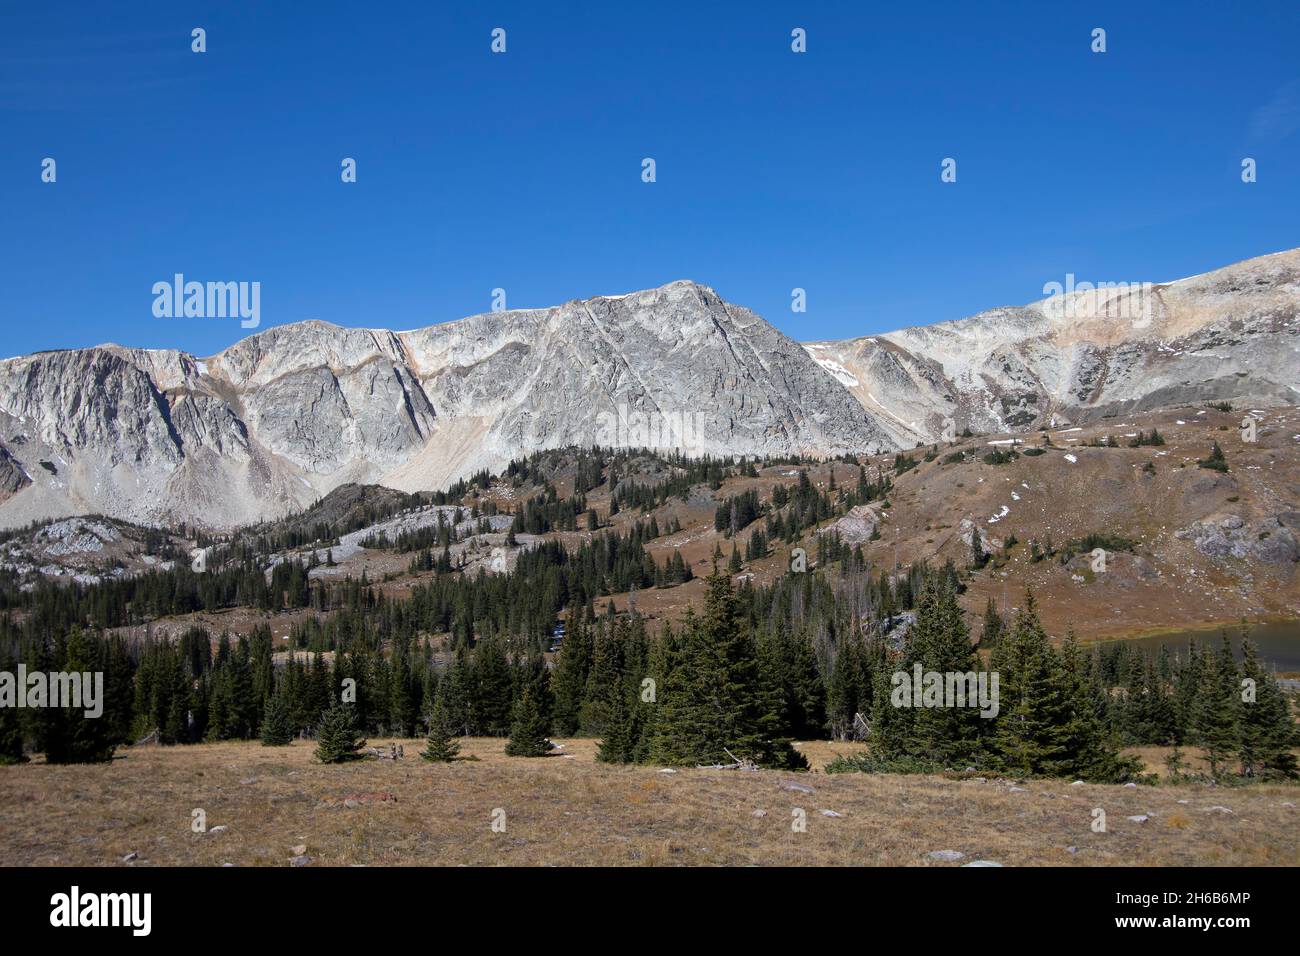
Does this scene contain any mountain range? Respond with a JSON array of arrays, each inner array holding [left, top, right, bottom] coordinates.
[[1, 248, 1297, 530]]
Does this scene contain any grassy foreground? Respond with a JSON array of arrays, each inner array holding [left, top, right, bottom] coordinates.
[[1, 738, 1296, 867]]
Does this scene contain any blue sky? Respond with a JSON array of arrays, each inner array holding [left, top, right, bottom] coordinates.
[[3, 1, 1298, 357]]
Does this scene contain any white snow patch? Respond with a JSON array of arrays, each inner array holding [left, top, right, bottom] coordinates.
[[1064, 454, 1078, 463], [812, 357, 860, 387]]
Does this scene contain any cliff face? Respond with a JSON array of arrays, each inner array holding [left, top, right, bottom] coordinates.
[[805, 248, 1300, 447], [1, 250, 1296, 530], [0, 280, 890, 528]]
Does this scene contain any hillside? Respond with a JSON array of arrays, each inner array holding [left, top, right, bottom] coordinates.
[[14, 402, 1290, 648]]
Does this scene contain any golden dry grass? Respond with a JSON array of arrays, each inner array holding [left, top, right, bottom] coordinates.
[[1, 738, 1296, 867]]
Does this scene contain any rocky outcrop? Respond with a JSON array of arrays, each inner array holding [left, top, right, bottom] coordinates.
[[1175, 513, 1300, 565], [808, 248, 1300, 444], [0, 281, 891, 529], [820, 505, 880, 546], [0, 445, 29, 498]]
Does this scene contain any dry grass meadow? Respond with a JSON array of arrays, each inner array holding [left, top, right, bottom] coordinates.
[[1, 737, 1296, 867]]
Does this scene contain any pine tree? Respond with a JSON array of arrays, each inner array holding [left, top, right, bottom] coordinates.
[[1198, 441, 1229, 472], [826, 634, 872, 740], [644, 570, 805, 769], [504, 687, 553, 757], [388, 647, 417, 737], [579, 621, 625, 735], [872, 577, 986, 768], [1172, 640, 1204, 744], [1193, 635, 1241, 781], [549, 618, 592, 736], [980, 597, 1003, 647], [989, 592, 1078, 777], [1056, 636, 1139, 782], [1237, 638, 1298, 779], [969, 527, 986, 569], [44, 629, 116, 764], [472, 637, 514, 737], [596, 682, 636, 764], [421, 692, 461, 762], [314, 702, 366, 763], [0, 657, 26, 763], [259, 689, 294, 746]]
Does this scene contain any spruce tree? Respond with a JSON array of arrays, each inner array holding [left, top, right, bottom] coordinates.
[[980, 597, 1003, 647], [1237, 638, 1298, 779], [472, 637, 514, 736], [0, 665, 26, 763], [549, 617, 592, 736], [872, 577, 986, 768], [1193, 635, 1241, 781], [644, 570, 805, 769], [826, 634, 872, 740], [44, 629, 116, 764], [596, 683, 636, 764], [314, 702, 366, 763], [504, 687, 553, 757], [259, 689, 294, 746], [421, 692, 461, 762], [1056, 636, 1139, 782], [989, 592, 1078, 777], [579, 621, 625, 736]]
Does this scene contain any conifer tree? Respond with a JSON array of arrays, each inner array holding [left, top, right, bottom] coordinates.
[[549, 618, 592, 736], [826, 634, 872, 740], [874, 577, 986, 768], [969, 527, 986, 569], [1172, 640, 1204, 743], [989, 592, 1077, 777], [259, 689, 294, 746], [442, 647, 475, 736], [0, 656, 27, 763], [1236, 638, 1298, 779], [314, 702, 366, 763], [980, 597, 1003, 647], [580, 621, 625, 735], [1193, 635, 1241, 780], [504, 686, 553, 757], [43, 629, 116, 764], [421, 692, 461, 762], [388, 647, 417, 737], [596, 682, 636, 764], [644, 571, 805, 769], [1056, 635, 1139, 782], [472, 637, 514, 736]]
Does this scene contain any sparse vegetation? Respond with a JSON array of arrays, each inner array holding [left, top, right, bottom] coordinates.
[[1198, 441, 1230, 472]]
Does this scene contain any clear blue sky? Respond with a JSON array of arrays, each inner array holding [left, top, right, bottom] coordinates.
[[3, 1, 1298, 358]]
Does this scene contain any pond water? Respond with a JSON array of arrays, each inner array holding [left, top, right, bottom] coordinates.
[[1086, 619, 1300, 673]]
